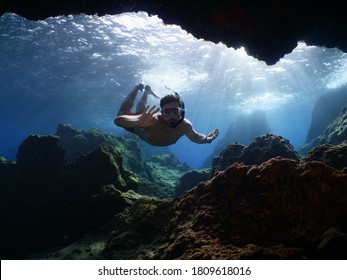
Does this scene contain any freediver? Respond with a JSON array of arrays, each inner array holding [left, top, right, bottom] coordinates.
[[114, 84, 219, 146]]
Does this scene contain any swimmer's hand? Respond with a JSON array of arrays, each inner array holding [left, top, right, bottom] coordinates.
[[205, 128, 219, 143], [138, 105, 160, 127]]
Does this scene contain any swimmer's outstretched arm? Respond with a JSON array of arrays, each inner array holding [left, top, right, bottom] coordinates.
[[205, 128, 220, 143], [184, 120, 219, 144], [114, 105, 160, 129]]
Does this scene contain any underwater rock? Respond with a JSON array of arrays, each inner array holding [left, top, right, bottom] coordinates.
[[302, 142, 347, 172], [305, 89, 347, 143], [5, 124, 347, 260], [319, 105, 347, 145], [56, 124, 147, 176], [146, 153, 190, 171], [203, 110, 270, 167], [90, 157, 347, 260], [232, 110, 271, 145], [16, 134, 66, 178], [222, 110, 271, 147], [315, 228, 347, 259], [175, 169, 210, 197], [300, 105, 347, 155], [0, 134, 142, 259], [211, 134, 300, 177], [139, 153, 192, 198], [210, 143, 246, 175], [0, 157, 16, 195], [56, 123, 188, 198], [66, 143, 140, 192], [0, 125, 197, 258]]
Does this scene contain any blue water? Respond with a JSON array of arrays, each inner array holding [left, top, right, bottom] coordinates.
[[1, 12, 347, 169]]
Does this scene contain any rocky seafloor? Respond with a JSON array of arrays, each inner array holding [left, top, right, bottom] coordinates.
[[1, 105, 347, 260]]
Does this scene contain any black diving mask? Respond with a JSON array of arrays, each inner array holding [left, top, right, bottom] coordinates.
[[160, 91, 186, 128], [161, 107, 184, 116]]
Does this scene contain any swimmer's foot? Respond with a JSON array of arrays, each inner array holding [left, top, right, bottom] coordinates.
[[144, 85, 160, 98], [137, 83, 144, 91]]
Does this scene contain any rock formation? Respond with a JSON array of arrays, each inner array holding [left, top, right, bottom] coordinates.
[[175, 169, 210, 197], [0, 124, 190, 259], [0, 134, 140, 259], [302, 142, 347, 172], [48, 157, 347, 260], [300, 105, 347, 155], [1, 124, 346, 260], [305, 88, 347, 143], [56, 123, 190, 198], [203, 109, 271, 167], [211, 133, 300, 177]]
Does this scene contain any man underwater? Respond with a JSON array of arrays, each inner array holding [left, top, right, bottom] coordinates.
[[114, 84, 219, 146]]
